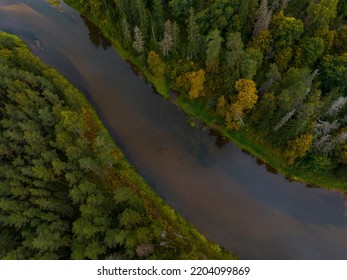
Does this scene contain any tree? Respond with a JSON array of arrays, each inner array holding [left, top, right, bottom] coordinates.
[[150, 0, 164, 35], [336, 128, 347, 164], [334, 26, 347, 55], [120, 17, 132, 46], [274, 47, 292, 72], [305, 0, 338, 34], [260, 63, 281, 93], [169, 0, 192, 19], [225, 32, 244, 71], [284, 133, 313, 164], [205, 29, 223, 76], [147, 51, 166, 79], [172, 21, 180, 52], [295, 37, 325, 67], [253, 0, 272, 38], [238, 0, 259, 36], [320, 55, 347, 94], [187, 70, 206, 99], [273, 109, 296, 131], [250, 92, 277, 131], [313, 130, 347, 156], [203, 0, 236, 32], [216, 95, 227, 116], [130, 0, 149, 33], [159, 20, 174, 56], [225, 79, 258, 130], [175, 70, 206, 99], [235, 79, 258, 111], [240, 48, 262, 79], [133, 26, 144, 54], [275, 67, 312, 116], [270, 0, 290, 12], [324, 97, 347, 118], [249, 30, 271, 53], [186, 8, 200, 58], [270, 12, 304, 50]]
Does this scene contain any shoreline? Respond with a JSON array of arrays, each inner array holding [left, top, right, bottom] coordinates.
[[69, 8, 347, 193]]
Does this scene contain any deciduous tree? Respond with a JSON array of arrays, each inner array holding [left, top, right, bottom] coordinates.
[[147, 51, 166, 79], [284, 133, 313, 164]]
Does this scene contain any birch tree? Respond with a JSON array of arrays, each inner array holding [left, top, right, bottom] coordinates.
[[133, 26, 144, 54], [159, 20, 174, 56], [324, 96, 347, 118], [253, 0, 272, 38]]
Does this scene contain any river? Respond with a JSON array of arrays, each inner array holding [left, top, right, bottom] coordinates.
[[1, 0, 347, 259]]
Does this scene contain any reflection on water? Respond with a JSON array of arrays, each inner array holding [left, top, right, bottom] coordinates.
[[256, 158, 278, 175], [81, 16, 111, 50], [208, 128, 228, 148]]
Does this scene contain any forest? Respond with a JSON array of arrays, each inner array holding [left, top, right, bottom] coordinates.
[[64, 0, 347, 190], [0, 31, 235, 259]]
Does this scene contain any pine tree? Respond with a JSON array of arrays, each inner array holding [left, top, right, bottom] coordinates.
[[120, 17, 132, 46], [205, 29, 223, 76], [186, 8, 200, 58]]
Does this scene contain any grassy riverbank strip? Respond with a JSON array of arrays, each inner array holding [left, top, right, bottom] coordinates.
[[176, 96, 347, 191]]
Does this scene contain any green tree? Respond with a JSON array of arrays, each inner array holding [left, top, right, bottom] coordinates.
[[226, 32, 244, 71], [150, 0, 164, 36], [270, 12, 304, 50], [320, 55, 347, 94], [295, 37, 325, 67], [205, 29, 223, 76], [186, 8, 201, 58], [334, 26, 347, 55], [120, 17, 132, 46], [169, 0, 192, 19], [305, 0, 338, 34]]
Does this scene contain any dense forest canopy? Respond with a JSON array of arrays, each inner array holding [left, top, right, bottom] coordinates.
[[65, 0, 347, 187], [0, 31, 235, 260]]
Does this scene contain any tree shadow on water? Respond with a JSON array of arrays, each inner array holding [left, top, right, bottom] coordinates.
[[81, 16, 111, 50]]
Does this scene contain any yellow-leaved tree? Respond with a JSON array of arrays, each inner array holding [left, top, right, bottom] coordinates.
[[225, 79, 258, 130], [235, 78, 258, 111], [175, 69, 205, 99], [284, 133, 313, 164], [147, 50, 166, 80]]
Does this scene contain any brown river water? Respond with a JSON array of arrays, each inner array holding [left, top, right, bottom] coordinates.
[[1, 0, 347, 259]]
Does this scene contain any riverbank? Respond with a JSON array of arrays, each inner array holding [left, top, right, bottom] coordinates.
[[0, 30, 236, 259], [176, 96, 347, 192], [64, 1, 346, 193]]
